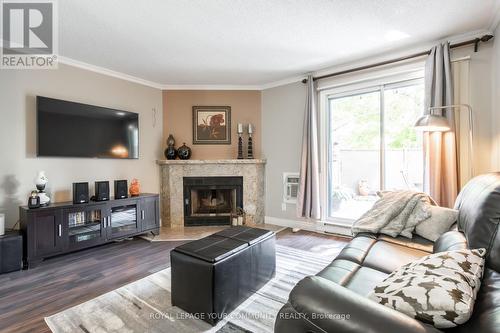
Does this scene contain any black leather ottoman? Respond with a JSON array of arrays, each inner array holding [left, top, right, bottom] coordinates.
[[171, 226, 276, 325]]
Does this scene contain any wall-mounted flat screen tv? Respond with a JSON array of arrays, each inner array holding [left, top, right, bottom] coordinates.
[[37, 96, 139, 159]]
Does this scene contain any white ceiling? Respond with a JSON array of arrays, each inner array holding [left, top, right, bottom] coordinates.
[[59, 0, 500, 88]]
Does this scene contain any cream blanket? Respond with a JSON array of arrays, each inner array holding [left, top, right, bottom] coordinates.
[[352, 191, 434, 238]]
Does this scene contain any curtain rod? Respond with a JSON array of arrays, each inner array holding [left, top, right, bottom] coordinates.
[[302, 34, 493, 84]]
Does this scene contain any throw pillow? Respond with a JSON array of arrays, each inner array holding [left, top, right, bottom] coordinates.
[[368, 248, 486, 328], [415, 206, 458, 241]]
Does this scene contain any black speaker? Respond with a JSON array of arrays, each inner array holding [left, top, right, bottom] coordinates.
[[73, 182, 89, 204], [114, 180, 128, 199], [94, 181, 110, 201]]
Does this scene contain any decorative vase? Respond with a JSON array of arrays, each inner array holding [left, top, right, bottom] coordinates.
[[35, 171, 50, 206], [129, 178, 140, 196], [164, 146, 177, 160], [177, 143, 192, 160], [35, 171, 48, 191], [164, 134, 177, 160]]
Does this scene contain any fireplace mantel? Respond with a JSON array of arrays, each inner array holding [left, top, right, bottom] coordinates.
[[158, 159, 266, 227], [157, 159, 266, 165]]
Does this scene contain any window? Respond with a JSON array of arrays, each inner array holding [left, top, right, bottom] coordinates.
[[323, 78, 424, 223]]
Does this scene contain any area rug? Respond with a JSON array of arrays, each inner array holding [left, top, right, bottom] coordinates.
[[45, 245, 335, 333]]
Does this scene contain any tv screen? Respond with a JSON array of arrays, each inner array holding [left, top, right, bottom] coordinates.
[[37, 96, 139, 159]]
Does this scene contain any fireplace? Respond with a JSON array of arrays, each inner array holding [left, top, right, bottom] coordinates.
[[183, 176, 243, 226]]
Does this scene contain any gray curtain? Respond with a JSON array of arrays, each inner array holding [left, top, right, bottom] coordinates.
[[297, 75, 321, 219], [423, 42, 458, 207]]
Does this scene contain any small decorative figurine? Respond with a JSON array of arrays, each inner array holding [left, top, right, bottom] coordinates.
[[28, 190, 41, 209], [129, 178, 140, 196], [236, 207, 246, 225], [177, 143, 192, 160], [247, 124, 254, 159], [35, 171, 50, 206], [164, 134, 177, 160]]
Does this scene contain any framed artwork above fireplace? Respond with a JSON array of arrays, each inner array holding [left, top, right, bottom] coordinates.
[[192, 106, 231, 144]]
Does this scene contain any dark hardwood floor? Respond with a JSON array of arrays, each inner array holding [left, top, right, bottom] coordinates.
[[0, 228, 349, 333]]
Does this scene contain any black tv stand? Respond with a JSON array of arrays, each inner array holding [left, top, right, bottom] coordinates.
[[20, 193, 160, 268]]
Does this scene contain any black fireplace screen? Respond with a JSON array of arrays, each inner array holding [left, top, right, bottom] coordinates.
[[190, 188, 236, 216], [183, 176, 243, 226]]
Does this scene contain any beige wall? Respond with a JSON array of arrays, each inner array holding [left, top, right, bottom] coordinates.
[[163, 90, 261, 160], [0, 64, 163, 228]]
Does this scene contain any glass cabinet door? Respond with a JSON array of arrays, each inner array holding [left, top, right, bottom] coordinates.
[[109, 203, 139, 237], [66, 207, 105, 248]]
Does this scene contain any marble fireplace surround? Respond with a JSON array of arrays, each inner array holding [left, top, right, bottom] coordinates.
[[157, 159, 266, 227]]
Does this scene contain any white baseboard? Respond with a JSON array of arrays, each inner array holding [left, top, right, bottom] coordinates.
[[265, 216, 318, 232], [317, 222, 353, 237], [265, 216, 352, 237]]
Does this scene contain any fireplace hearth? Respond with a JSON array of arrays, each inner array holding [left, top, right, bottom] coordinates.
[[183, 176, 243, 226]]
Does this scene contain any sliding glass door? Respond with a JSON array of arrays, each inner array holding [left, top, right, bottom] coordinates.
[[326, 78, 424, 222]]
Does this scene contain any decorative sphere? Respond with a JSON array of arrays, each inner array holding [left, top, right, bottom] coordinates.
[[177, 143, 191, 160]]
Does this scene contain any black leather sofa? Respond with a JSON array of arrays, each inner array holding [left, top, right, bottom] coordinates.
[[275, 173, 500, 333]]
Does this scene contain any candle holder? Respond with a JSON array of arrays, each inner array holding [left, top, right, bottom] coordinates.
[[247, 133, 253, 159], [237, 133, 244, 159]]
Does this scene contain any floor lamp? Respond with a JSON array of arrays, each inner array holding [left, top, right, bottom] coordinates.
[[414, 104, 474, 177]]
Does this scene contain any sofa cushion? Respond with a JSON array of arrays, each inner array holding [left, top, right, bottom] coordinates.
[[416, 206, 458, 241], [316, 259, 361, 285], [378, 234, 434, 253], [363, 240, 430, 274], [369, 248, 486, 329], [343, 266, 389, 296], [335, 234, 377, 264], [319, 234, 430, 297]]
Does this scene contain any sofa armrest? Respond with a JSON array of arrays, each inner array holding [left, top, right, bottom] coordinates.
[[278, 275, 441, 333], [433, 230, 467, 253]]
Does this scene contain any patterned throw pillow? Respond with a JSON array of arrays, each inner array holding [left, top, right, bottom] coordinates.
[[368, 249, 486, 328]]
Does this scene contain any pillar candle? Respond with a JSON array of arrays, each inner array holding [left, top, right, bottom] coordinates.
[[248, 124, 253, 134], [237, 123, 243, 134], [0, 213, 4, 236]]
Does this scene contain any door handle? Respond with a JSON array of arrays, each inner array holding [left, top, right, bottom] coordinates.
[[58, 224, 62, 237], [103, 217, 106, 229], [141, 210, 145, 220], [107, 216, 111, 227]]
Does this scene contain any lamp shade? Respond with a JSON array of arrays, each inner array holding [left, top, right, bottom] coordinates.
[[414, 114, 451, 132]]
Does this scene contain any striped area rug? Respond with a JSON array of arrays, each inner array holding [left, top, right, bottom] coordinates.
[[45, 245, 336, 333]]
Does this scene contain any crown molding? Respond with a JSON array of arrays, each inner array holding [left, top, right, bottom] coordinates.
[[58, 56, 164, 90], [259, 75, 308, 90], [489, 2, 500, 32], [161, 84, 262, 91], [58, 56, 263, 90]]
